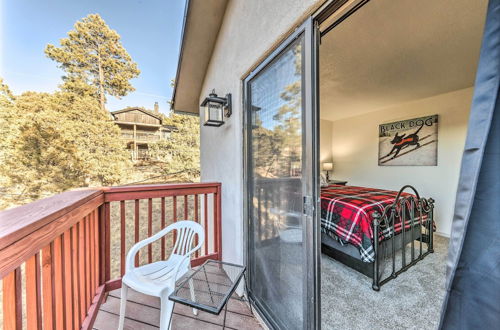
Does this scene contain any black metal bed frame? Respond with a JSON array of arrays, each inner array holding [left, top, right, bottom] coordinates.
[[321, 185, 435, 291], [371, 185, 435, 291]]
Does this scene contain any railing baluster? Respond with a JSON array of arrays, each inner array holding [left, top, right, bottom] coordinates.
[[2, 267, 22, 330], [62, 230, 73, 330], [260, 187, 264, 240], [265, 188, 270, 238], [148, 198, 153, 264], [71, 225, 81, 328], [41, 244, 54, 330], [78, 220, 86, 321], [53, 235, 64, 330], [98, 204, 106, 286], [90, 211, 99, 298], [215, 186, 222, 258], [194, 194, 199, 258], [161, 197, 166, 260], [85, 215, 91, 309], [88, 218, 92, 307], [93, 209, 100, 293], [104, 202, 111, 284], [173, 196, 177, 243], [120, 201, 126, 276], [26, 253, 42, 330], [184, 195, 188, 219], [134, 199, 140, 267], [204, 194, 209, 255]]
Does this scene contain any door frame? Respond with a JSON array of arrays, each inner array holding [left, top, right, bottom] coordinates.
[[242, 17, 320, 330], [242, 1, 370, 328]]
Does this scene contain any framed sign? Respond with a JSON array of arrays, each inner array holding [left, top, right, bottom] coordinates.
[[378, 115, 438, 166]]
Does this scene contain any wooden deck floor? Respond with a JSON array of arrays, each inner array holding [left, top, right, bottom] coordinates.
[[93, 288, 264, 330]]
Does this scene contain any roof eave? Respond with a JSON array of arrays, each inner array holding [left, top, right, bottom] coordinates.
[[111, 107, 163, 121], [171, 0, 228, 115]]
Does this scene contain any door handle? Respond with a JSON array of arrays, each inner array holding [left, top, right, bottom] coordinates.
[[303, 196, 314, 217]]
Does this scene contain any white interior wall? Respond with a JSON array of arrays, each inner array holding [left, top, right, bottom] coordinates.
[[320, 119, 333, 173], [326, 87, 473, 236]]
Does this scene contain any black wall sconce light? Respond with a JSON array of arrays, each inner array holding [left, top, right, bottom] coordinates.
[[200, 90, 232, 127]]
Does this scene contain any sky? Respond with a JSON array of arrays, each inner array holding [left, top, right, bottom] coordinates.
[[0, 0, 186, 114]]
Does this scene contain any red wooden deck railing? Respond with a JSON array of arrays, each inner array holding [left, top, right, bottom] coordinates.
[[0, 182, 222, 330]]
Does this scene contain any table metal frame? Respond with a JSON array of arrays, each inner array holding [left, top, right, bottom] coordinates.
[[168, 259, 252, 329]]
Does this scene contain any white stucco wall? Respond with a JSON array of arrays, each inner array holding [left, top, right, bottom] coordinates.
[[199, 0, 323, 265], [329, 88, 473, 236]]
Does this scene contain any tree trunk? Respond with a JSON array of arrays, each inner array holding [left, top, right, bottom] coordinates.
[[98, 53, 105, 111]]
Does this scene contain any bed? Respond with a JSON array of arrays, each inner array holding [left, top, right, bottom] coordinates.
[[320, 184, 435, 291]]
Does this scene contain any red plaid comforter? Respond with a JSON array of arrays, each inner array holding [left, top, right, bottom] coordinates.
[[321, 184, 426, 262]]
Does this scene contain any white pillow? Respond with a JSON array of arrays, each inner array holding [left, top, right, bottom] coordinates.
[[320, 173, 328, 187]]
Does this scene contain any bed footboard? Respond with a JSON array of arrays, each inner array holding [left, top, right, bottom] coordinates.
[[371, 185, 435, 291]]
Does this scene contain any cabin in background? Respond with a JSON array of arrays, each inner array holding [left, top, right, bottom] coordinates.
[[111, 102, 175, 161]]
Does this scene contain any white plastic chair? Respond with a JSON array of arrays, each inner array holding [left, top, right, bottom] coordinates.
[[118, 220, 204, 330]]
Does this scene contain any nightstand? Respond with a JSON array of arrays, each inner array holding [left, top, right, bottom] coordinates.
[[329, 180, 347, 185]]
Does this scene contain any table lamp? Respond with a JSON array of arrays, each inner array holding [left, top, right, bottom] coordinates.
[[322, 162, 333, 181]]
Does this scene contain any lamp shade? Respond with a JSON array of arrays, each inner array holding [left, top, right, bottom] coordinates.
[[322, 162, 333, 171]]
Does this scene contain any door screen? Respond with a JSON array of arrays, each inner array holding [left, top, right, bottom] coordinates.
[[247, 34, 306, 330]]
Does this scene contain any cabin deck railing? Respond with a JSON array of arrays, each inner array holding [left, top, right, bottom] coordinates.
[[0, 182, 222, 330], [120, 132, 162, 141]]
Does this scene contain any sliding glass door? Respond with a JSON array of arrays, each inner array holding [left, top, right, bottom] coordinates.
[[244, 19, 319, 330]]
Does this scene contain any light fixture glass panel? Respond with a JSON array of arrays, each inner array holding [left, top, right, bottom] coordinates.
[[209, 103, 223, 121]]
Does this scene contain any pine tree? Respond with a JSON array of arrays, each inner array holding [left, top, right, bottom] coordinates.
[[0, 78, 20, 200], [0, 77, 14, 105], [0, 86, 131, 207], [149, 112, 200, 182], [45, 14, 140, 111]]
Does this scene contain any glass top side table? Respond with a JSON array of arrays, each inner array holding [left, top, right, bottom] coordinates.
[[169, 259, 251, 328]]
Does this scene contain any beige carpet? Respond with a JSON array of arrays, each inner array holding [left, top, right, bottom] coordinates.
[[321, 235, 449, 330]]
